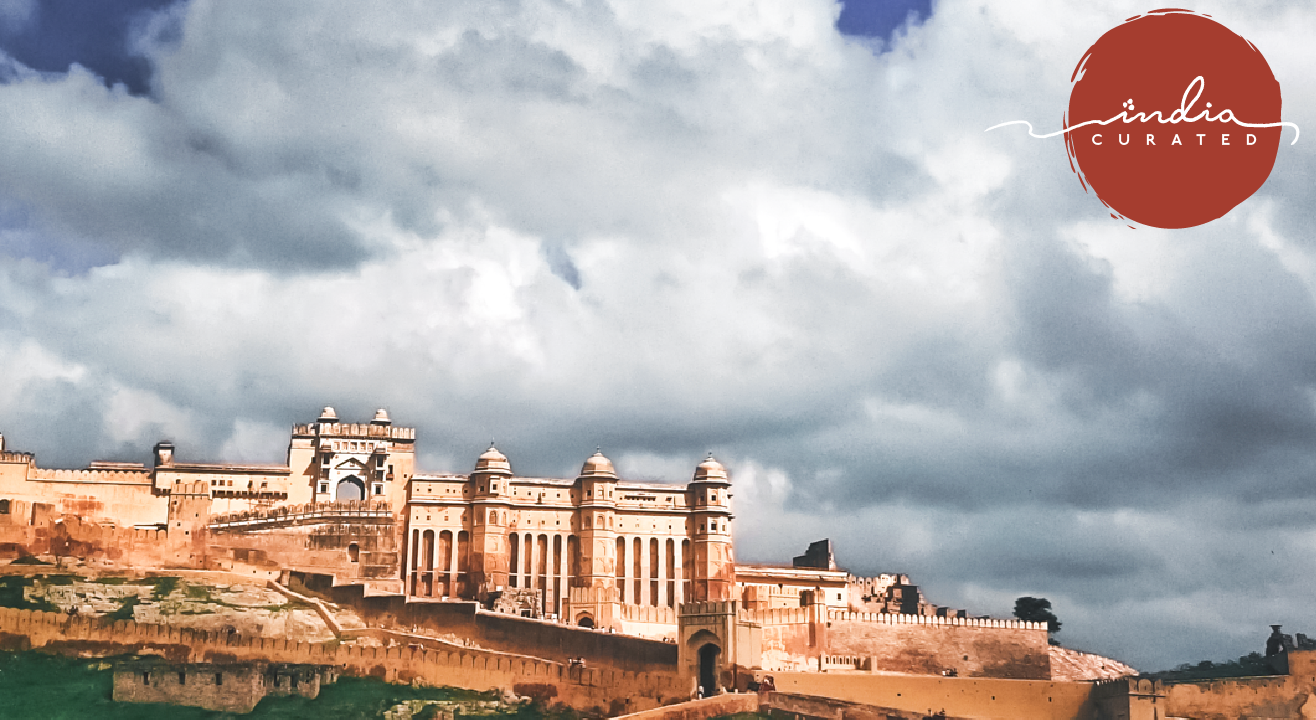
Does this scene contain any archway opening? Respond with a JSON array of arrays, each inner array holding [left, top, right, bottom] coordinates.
[[577, 615, 595, 628], [698, 642, 721, 694], [348, 543, 360, 563], [335, 476, 365, 502]]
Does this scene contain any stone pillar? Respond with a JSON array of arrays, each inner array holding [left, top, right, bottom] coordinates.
[[639, 536, 650, 606], [658, 538, 668, 607], [446, 533, 458, 596], [674, 539, 684, 605]]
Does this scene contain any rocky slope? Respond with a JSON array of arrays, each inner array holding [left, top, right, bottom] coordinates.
[[1049, 645, 1139, 681]]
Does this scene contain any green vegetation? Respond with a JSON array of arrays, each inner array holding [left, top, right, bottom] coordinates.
[[0, 575, 63, 613], [148, 576, 181, 600], [106, 595, 142, 622], [1147, 652, 1280, 681], [180, 583, 311, 613], [1013, 596, 1061, 634], [9, 555, 52, 566], [0, 650, 584, 718]]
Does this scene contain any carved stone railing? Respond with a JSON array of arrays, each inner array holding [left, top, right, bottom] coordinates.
[[208, 501, 392, 531]]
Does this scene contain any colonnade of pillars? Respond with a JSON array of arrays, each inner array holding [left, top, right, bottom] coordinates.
[[508, 533, 577, 617], [614, 536, 692, 607], [408, 528, 470, 598], [404, 529, 697, 613]]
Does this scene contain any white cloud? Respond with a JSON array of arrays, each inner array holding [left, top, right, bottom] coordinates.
[[0, 0, 1314, 669]]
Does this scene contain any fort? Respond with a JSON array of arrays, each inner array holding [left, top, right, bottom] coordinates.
[[0, 409, 1310, 718]]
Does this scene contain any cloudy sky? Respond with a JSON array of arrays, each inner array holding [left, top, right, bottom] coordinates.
[[1, 0, 1314, 671]]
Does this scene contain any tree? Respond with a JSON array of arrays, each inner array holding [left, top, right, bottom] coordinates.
[[1013, 596, 1061, 634]]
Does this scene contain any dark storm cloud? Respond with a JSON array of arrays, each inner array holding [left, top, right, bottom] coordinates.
[[0, 0, 1313, 673], [0, 0, 182, 95]]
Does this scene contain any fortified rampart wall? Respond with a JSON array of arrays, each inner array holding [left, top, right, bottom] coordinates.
[[209, 517, 401, 588], [769, 670, 1097, 719], [825, 611, 1051, 679], [1162, 673, 1313, 719], [733, 603, 1050, 678], [619, 602, 679, 639], [0, 513, 200, 569], [0, 459, 166, 528], [293, 573, 680, 674], [0, 606, 683, 713]]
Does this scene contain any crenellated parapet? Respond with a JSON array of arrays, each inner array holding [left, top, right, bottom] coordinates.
[[738, 606, 813, 626], [30, 467, 153, 483], [291, 423, 415, 441], [826, 610, 1047, 631]]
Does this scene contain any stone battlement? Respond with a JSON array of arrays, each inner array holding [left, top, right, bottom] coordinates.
[[826, 610, 1045, 630], [29, 467, 153, 484], [292, 423, 415, 440], [620, 603, 677, 626], [679, 601, 738, 616], [739, 606, 813, 626], [0, 451, 35, 464]]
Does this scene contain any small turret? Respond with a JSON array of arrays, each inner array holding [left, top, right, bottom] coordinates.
[[153, 441, 175, 468], [471, 444, 512, 498], [578, 450, 617, 505]]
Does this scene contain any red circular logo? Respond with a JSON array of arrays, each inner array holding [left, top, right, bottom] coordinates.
[[1064, 11, 1288, 229]]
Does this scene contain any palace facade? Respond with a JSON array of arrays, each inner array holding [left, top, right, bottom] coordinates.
[[0, 408, 754, 622]]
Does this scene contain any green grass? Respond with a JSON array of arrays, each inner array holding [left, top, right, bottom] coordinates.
[[149, 577, 181, 600], [0, 575, 62, 613], [106, 596, 142, 622], [0, 651, 585, 719]]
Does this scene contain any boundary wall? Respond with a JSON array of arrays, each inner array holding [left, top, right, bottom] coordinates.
[[730, 603, 1050, 678], [1162, 671, 1316, 719], [769, 670, 1097, 719], [0, 606, 683, 713], [296, 574, 679, 673], [825, 611, 1046, 630]]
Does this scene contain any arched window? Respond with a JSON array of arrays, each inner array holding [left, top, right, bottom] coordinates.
[[0, 499, 9, 515], [348, 543, 360, 563]]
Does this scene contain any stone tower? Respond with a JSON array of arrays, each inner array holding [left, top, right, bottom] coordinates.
[[469, 445, 513, 596], [575, 451, 619, 590], [285, 407, 416, 506], [688, 455, 735, 601]]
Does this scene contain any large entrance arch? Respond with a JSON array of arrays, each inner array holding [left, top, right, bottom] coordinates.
[[698, 642, 721, 694], [335, 476, 365, 502]]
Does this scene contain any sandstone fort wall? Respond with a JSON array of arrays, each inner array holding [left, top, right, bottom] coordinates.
[[0, 454, 166, 529], [1162, 674, 1314, 719], [0, 605, 683, 712], [769, 670, 1095, 720], [825, 612, 1051, 679], [298, 575, 680, 673]]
